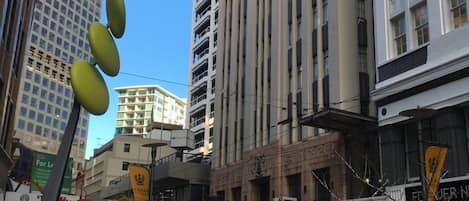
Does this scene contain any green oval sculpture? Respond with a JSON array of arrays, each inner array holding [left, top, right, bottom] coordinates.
[[106, 0, 126, 38], [88, 22, 120, 76], [71, 60, 109, 115]]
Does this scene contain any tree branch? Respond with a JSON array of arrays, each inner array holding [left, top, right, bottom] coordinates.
[[334, 150, 398, 201]]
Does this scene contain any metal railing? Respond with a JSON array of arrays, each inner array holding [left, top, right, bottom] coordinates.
[[190, 117, 205, 128], [192, 70, 208, 84], [194, 48, 209, 64], [195, 6, 210, 24], [194, 28, 210, 43], [156, 153, 178, 165], [191, 94, 207, 106]]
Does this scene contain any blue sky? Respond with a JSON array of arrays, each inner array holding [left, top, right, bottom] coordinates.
[[85, 1, 192, 158]]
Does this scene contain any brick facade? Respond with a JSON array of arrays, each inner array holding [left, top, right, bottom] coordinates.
[[211, 133, 349, 201]]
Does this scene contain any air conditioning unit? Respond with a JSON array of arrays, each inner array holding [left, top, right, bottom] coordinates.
[[273, 197, 297, 201]]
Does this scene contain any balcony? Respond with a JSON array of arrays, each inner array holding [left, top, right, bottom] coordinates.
[[195, 0, 209, 8], [194, 27, 210, 45], [190, 116, 205, 129], [195, 4, 210, 25], [195, 0, 211, 22], [192, 70, 208, 85], [193, 48, 209, 65], [191, 94, 207, 107]]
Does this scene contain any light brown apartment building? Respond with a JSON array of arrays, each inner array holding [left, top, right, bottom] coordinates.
[[211, 0, 378, 200]]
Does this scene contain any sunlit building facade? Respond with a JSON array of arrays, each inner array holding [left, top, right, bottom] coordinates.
[[13, 0, 102, 174], [186, 0, 220, 162], [115, 85, 186, 136]]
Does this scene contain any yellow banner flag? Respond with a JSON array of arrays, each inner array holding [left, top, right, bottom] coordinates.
[[128, 165, 150, 201], [425, 145, 448, 201]]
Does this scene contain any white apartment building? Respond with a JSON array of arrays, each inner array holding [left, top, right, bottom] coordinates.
[[186, 0, 219, 161], [13, 0, 101, 172], [115, 85, 186, 136], [372, 0, 469, 200]]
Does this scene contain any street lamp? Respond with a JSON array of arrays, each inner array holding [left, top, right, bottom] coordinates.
[[399, 107, 435, 201], [142, 142, 168, 201]]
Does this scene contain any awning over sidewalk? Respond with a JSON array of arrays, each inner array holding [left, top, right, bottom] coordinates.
[[300, 108, 377, 132]]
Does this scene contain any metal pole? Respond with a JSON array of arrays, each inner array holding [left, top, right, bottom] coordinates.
[[417, 120, 427, 201], [42, 98, 81, 201], [149, 146, 157, 201]]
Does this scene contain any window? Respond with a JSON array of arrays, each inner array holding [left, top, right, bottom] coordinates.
[[58, 85, 64, 94], [26, 70, 33, 79], [52, 131, 58, 140], [413, 4, 429, 45], [450, 0, 468, 28], [60, 122, 66, 131], [124, 143, 130, 152], [24, 82, 31, 92], [62, 111, 68, 119], [27, 123, 34, 132], [323, 50, 329, 75], [43, 128, 50, 137], [49, 93, 55, 102], [47, 104, 53, 113], [56, 96, 62, 105], [313, 57, 318, 81], [34, 73, 41, 84], [358, 48, 367, 72], [31, 97, 37, 107], [29, 110, 36, 119], [42, 77, 49, 87], [37, 113, 44, 123], [39, 101, 45, 111], [20, 107, 27, 117], [122, 161, 129, 170], [63, 99, 69, 108], [357, 0, 366, 19], [18, 119, 25, 129], [313, 4, 318, 29], [50, 81, 56, 90], [53, 119, 59, 128], [32, 22, 39, 32], [322, 0, 328, 25], [392, 15, 407, 55], [45, 116, 52, 125], [55, 108, 61, 116]]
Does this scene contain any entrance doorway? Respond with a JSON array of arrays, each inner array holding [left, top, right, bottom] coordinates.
[[252, 177, 270, 201]]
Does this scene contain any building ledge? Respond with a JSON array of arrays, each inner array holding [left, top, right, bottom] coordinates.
[[153, 161, 210, 190], [300, 108, 377, 132]]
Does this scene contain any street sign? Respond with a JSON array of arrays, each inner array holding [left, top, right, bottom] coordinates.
[[31, 152, 73, 194]]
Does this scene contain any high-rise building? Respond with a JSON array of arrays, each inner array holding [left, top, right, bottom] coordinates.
[[370, 0, 469, 199], [0, 0, 35, 193], [186, 0, 219, 161], [211, 0, 377, 200], [13, 0, 102, 174], [115, 85, 186, 136]]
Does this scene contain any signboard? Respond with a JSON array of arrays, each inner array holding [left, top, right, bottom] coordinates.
[[5, 192, 79, 201], [128, 165, 150, 201], [405, 179, 469, 201], [31, 151, 73, 194], [425, 145, 448, 201]]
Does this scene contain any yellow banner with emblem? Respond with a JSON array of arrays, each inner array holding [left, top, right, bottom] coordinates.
[[425, 145, 448, 201], [128, 164, 150, 201]]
